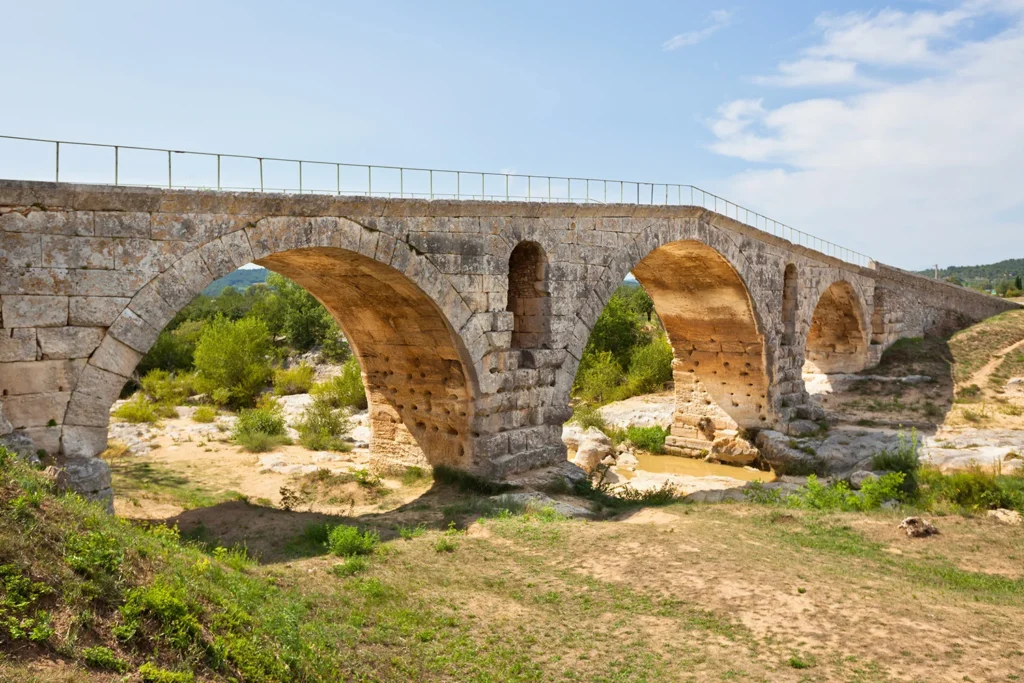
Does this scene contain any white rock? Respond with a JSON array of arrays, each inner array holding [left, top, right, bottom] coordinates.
[[617, 452, 639, 470], [987, 508, 1022, 525]]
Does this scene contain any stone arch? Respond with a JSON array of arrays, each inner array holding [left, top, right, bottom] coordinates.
[[506, 241, 551, 349], [804, 280, 869, 374], [61, 216, 480, 475], [782, 263, 798, 346]]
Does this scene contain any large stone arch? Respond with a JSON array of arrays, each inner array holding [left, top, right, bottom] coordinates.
[[803, 279, 870, 374], [61, 215, 481, 477], [560, 215, 775, 460]]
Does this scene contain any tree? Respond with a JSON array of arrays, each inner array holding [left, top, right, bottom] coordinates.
[[1016, 275, 1022, 291], [193, 316, 273, 407], [252, 273, 336, 352]]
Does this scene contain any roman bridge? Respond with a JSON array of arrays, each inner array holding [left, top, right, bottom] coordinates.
[[0, 179, 1015, 502]]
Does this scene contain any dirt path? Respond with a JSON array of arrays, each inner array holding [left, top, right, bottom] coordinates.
[[964, 335, 1024, 391]]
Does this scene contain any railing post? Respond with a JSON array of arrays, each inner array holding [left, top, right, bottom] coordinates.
[[457, 171, 460, 199], [481, 173, 485, 200], [167, 150, 172, 188], [527, 176, 531, 201], [115, 146, 119, 186], [299, 161, 303, 194], [400, 168, 404, 198], [259, 158, 264, 192], [548, 176, 551, 201], [368, 166, 372, 196], [429, 170, 433, 199], [216, 154, 220, 190], [506, 174, 509, 201], [336, 164, 340, 195]]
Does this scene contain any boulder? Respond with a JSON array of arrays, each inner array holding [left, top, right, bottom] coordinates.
[[617, 452, 639, 471], [755, 430, 822, 475], [581, 427, 611, 447], [710, 435, 760, 466], [490, 491, 594, 518], [848, 470, 888, 490], [572, 441, 610, 474], [561, 422, 585, 452], [898, 517, 939, 538], [787, 420, 822, 437], [987, 508, 1022, 525], [600, 455, 616, 466]]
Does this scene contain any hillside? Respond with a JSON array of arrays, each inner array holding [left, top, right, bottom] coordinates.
[[917, 258, 1024, 283], [201, 267, 268, 296]]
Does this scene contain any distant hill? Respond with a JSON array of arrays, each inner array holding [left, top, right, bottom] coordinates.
[[202, 267, 268, 296], [916, 258, 1024, 283]]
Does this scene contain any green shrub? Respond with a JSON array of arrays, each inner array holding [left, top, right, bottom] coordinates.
[[872, 429, 921, 496], [310, 356, 367, 410], [574, 351, 625, 405], [858, 472, 907, 509], [82, 645, 128, 673], [570, 403, 607, 430], [193, 316, 273, 408], [295, 397, 352, 451], [331, 556, 369, 577], [624, 336, 673, 395], [233, 398, 290, 453], [113, 395, 160, 423], [624, 426, 669, 454], [273, 363, 315, 396], [140, 369, 194, 405], [138, 662, 195, 683], [191, 405, 217, 423], [327, 525, 380, 557], [919, 467, 1024, 512]]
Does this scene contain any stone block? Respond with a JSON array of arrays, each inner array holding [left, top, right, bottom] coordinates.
[[75, 364, 130, 404], [20, 426, 62, 456], [1, 295, 68, 327], [68, 296, 129, 326], [0, 210, 93, 236], [108, 308, 160, 353], [0, 267, 72, 296], [89, 335, 142, 378], [114, 238, 192, 272], [0, 328, 37, 362], [71, 269, 151, 297], [58, 453, 113, 506], [37, 327, 104, 359], [0, 359, 84, 395], [94, 212, 151, 238], [64, 393, 112, 428], [41, 235, 115, 269], [0, 392, 70, 428], [0, 232, 42, 268]]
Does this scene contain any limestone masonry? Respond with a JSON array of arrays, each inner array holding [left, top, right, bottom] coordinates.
[[0, 180, 1016, 504]]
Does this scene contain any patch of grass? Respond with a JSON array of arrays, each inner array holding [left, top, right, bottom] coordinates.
[[960, 405, 991, 423], [433, 465, 516, 495], [82, 645, 128, 673], [273, 363, 315, 395], [191, 405, 217, 423], [918, 466, 1024, 513], [110, 460, 244, 510], [433, 524, 461, 553], [624, 425, 670, 453], [400, 466, 430, 487], [569, 402, 607, 431], [397, 523, 428, 540], [310, 356, 367, 410], [871, 428, 922, 496], [956, 384, 983, 402], [112, 394, 161, 423], [950, 310, 1024, 383], [138, 663, 195, 683], [295, 397, 352, 451], [233, 397, 291, 452], [327, 525, 380, 557], [331, 556, 370, 577]]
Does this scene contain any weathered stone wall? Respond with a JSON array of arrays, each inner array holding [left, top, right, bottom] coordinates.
[[0, 180, 1017, 503]]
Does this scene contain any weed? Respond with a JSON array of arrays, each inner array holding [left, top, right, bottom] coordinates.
[[397, 523, 428, 540], [82, 646, 128, 673], [872, 428, 922, 496], [400, 466, 430, 486], [434, 523, 461, 553], [233, 397, 290, 452], [113, 394, 161, 423], [138, 663, 195, 683], [327, 525, 380, 557], [624, 425, 670, 453], [331, 556, 370, 577], [570, 403, 607, 430]]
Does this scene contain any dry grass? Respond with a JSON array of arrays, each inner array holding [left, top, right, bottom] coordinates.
[[949, 309, 1024, 384]]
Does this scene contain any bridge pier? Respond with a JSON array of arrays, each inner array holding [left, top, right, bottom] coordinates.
[[0, 181, 1015, 504]]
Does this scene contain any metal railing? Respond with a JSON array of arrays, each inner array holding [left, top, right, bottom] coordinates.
[[0, 134, 873, 267]]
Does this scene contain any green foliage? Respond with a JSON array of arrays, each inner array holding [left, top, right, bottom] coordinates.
[[295, 397, 352, 451], [433, 524, 461, 553], [331, 556, 369, 577], [327, 525, 380, 557], [138, 662, 195, 683], [871, 429, 921, 496], [233, 398, 290, 453], [193, 316, 273, 408], [570, 403, 607, 430], [310, 356, 367, 410], [82, 645, 128, 673], [624, 426, 670, 454], [191, 405, 217, 423], [0, 563, 55, 644], [919, 467, 1024, 513], [624, 335, 673, 394], [584, 291, 645, 368], [574, 351, 625, 404], [140, 369, 194, 405], [746, 473, 908, 512], [262, 273, 337, 352], [273, 363, 315, 396], [113, 395, 161, 423]]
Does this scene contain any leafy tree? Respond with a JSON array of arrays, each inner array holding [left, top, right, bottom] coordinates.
[[193, 316, 273, 407], [583, 295, 644, 368]]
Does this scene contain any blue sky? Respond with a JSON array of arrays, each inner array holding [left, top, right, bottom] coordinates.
[[2, 0, 1022, 269]]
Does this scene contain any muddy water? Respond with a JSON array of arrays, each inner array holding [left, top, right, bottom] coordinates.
[[620, 453, 776, 482]]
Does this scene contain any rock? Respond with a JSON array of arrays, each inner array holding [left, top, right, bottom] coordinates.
[[60, 457, 113, 512], [42, 465, 69, 492], [849, 470, 887, 490], [600, 455, 616, 466], [596, 393, 675, 429], [987, 508, 1022, 525], [755, 430, 822, 474], [509, 461, 588, 489], [581, 427, 611, 447], [898, 517, 939, 538], [561, 422, 585, 451], [617, 452, 639, 471], [709, 434, 760, 466], [0, 404, 13, 436], [572, 442, 609, 474], [0, 431, 42, 465], [491, 491, 593, 518], [787, 420, 821, 437]]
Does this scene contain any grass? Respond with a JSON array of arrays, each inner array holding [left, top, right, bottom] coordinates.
[[295, 397, 352, 451], [273, 363, 315, 395], [949, 309, 1024, 383], [109, 459, 246, 510], [310, 356, 367, 410], [233, 398, 291, 453], [191, 405, 217, 423]]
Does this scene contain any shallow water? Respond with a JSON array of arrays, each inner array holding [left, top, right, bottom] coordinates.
[[621, 452, 776, 482]]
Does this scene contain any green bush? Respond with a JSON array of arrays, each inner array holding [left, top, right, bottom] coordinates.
[[193, 316, 273, 408], [919, 467, 1024, 512], [327, 525, 380, 557], [295, 398, 352, 451], [138, 662, 195, 683], [570, 403, 607, 430], [140, 369, 193, 405], [331, 556, 369, 577], [191, 405, 217, 423], [82, 645, 128, 673], [273, 363, 315, 396], [625, 336, 673, 394], [625, 426, 669, 454], [113, 395, 160, 423], [233, 398, 290, 453], [574, 351, 625, 405], [872, 429, 921, 496], [310, 356, 367, 410]]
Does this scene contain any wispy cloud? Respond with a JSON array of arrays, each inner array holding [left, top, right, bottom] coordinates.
[[663, 10, 733, 50]]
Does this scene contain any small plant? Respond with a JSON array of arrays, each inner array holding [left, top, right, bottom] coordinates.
[[570, 402, 607, 430], [625, 425, 670, 454], [433, 523, 460, 553], [788, 654, 814, 669], [310, 356, 367, 410], [871, 428, 921, 496], [113, 394, 160, 423], [401, 466, 430, 486], [327, 525, 380, 556], [140, 369, 194, 405], [82, 645, 128, 673], [352, 468, 383, 491], [331, 555, 369, 577], [398, 523, 427, 540], [233, 397, 290, 453], [295, 397, 352, 451], [273, 363, 315, 395], [191, 405, 217, 423], [138, 662, 195, 683]]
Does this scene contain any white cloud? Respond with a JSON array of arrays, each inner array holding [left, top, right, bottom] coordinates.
[[663, 10, 733, 50], [754, 58, 860, 87], [707, 3, 1024, 268]]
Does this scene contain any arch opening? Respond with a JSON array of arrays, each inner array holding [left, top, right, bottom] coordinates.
[[782, 264, 798, 346], [804, 281, 868, 374], [256, 247, 477, 470], [629, 240, 769, 463], [506, 241, 551, 349]]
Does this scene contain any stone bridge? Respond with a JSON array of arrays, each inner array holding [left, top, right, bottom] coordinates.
[[0, 180, 1016, 502]]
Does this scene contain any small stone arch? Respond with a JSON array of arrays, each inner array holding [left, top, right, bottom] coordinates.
[[506, 241, 551, 349], [62, 216, 480, 474], [804, 280, 869, 374]]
